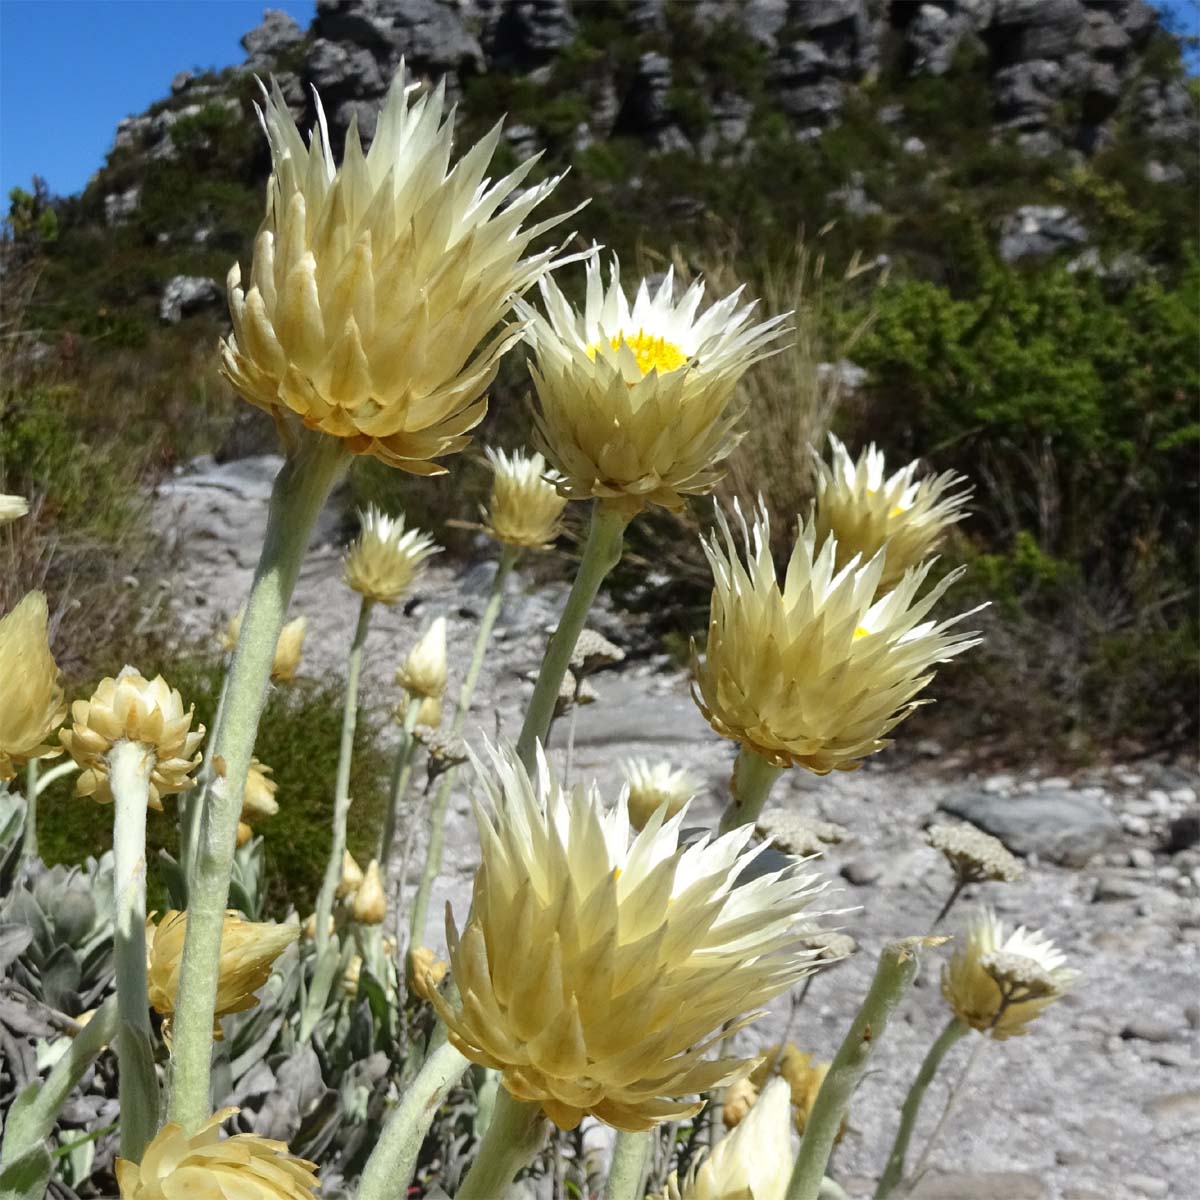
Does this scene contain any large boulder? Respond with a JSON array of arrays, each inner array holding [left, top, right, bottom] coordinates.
[[998, 205, 1088, 262], [159, 276, 223, 324], [241, 9, 306, 70], [939, 787, 1120, 866]]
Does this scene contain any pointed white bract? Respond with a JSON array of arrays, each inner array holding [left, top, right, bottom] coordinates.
[[693, 501, 981, 773], [343, 505, 439, 604], [220, 66, 573, 473], [814, 434, 972, 593], [517, 255, 789, 514], [427, 742, 830, 1132]]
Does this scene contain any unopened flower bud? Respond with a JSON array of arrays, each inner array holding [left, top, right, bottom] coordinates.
[[351, 859, 387, 925], [0, 591, 67, 780], [396, 618, 447, 700]]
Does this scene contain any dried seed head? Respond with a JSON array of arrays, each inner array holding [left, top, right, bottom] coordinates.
[[796, 930, 857, 964], [980, 950, 1062, 1002], [758, 812, 848, 857], [569, 628, 625, 676], [927, 822, 1022, 884]]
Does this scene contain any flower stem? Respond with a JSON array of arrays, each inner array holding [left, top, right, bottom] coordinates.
[[515, 502, 628, 769], [407, 544, 518, 947], [313, 595, 375, 960], [168, 434, 346, 1133], [379, 696, 423, 871], [932, 878, 966, 927], [109, 739, 161, 1162], [785, 938, 930, 1200], [181, 672, 230, 886], [604, 1130, 652, 1200], [719, 747, 784, 833], [873, 1016, 969, 1199], [456, 1087, 546, 1200], [0, 995, 119, 1168], [355, 1038, 471, 1200]]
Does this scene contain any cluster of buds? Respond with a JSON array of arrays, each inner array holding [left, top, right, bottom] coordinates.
[[220, 610, 308, 683]]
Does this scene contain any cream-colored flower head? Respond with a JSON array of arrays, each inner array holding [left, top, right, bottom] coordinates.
[[692, 502, 981, 773], [428, 742, 830, 1132], [0, 592, 66, 780], [396, 617, 448, 700], [116, 1107, 318, 1200], [517, 255, 789, 515], [337, 850, 364, 899], [272, 616, 307, 682], [59, 669, 204, 810], [483, 446, 568, 549], [343, 505, 438, 604], [942, 908, 1076, 1040], [220, 67, 572, 474], [351, 859, 387, 925], [668, 1077, 793, 1200], [622, 759, 699, 831], [220, 610, 307, 681], [927, 822, 1022, 885], [147, 910, 298, 1042], [0, 494, 29, 523], [242, 758, 280, 825], [814, 435, 971, 594]]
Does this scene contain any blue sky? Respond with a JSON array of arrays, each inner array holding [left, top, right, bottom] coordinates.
[[0, 1, 315, 201]]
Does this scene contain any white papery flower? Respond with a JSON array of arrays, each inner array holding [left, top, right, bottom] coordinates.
[[814, 435, 971, 593], [343, 505, 438, 604], [693, 501, 981, 773], [427, 742, 830, 1132], [517, 255, 789, 514], [396, 616, 448, 700], [483, 446, 568, 549], [622, 758, 700, 830], [220, 66, 573, 473]]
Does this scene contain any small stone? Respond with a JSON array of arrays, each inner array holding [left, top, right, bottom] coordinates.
[[1170, 785, 1197, 803], [1163, 809, 1200, 854], [983, 774, 1015, 794], [1144, 1089, 1200, 1127], [1147, 1044, 1194, 1069], [1128, 847, 1155, 869], [840, 857, 883, 886], [1062, 1190, 1105, 1200], [1146, 788, 1171, 810], [902, 135, 926, 155], [1121, 1018, 1180, 1044], [1040, 776, 1071, 790], [1120, 813, 1151, 837], [1055, 1148, 1087, 1167], [1091, 876, 1144, 902], [909, 1173, 1047, 1199], [1124, 1175, 1169, 1198], [1184, 1005, 1199, 1029]]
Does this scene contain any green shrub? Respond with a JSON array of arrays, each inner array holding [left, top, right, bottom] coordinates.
[[38, 651, 391, 913]]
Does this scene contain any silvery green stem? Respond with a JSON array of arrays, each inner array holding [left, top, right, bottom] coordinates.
[[356, 1038, 471, 1200], [719, 747, 784, 833], [34, 759, 78, 796], [109, 739, 161, 1161], [21, 760, 38, 862], [0, 997, 118, 1169], [407, 543, 518, 947], [168, 434, 346, 1133], [456, 1087, 546, 1200], [181, 672, 230, 885], [874, 1017, 969, 1199], [516, 502, 628, 769], [785, 939, 928, 1200], [604, 1130, 652, 1200], [379, 696, 423, 874], [314, 595, 375, 960]]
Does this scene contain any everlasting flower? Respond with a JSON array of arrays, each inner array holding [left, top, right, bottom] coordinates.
[[518, 255, 789, 514], [220, 610, 308, 681], [116, 1107, 318, 1200], [0, 494, 29, 523], [220, 67, 572, 473], [242, 758, 280, 825], [147, 910, 298, 1042], [483, 446, 568, 548], [352, 859, 387, 925], [60, 669, 204, 809], [396, 617, 448, 700], [814, 435, 971, 594], [927, 822, 1022, 885], [692, 503, 981, 773], [336, 851, 364, 899], [409, 945, 449, 1002], [622, 759, 699, 831], [666, 1078, 793, 1200], [343, 506, 438, 604], [942, 908, 1076, 1040], [0, 591, 67, 780], [428, 743, 830, 1132]]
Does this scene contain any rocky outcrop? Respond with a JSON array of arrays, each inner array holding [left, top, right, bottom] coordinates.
[[159, 276, 222, 324]]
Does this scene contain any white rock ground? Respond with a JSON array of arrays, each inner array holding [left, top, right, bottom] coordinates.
[[154, 456, 1199, 1200]]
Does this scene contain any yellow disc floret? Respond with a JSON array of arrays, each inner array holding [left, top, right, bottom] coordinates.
[[588, 329, 689, 376]]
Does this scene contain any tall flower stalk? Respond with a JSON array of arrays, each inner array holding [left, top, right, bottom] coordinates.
[[169, 434, 346, 1130]]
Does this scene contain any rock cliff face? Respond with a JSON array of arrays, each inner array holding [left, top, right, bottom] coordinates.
[[116, 0, 1192, 171]]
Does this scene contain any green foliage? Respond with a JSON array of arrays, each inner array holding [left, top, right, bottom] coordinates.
[[37, 652, 391, 913]]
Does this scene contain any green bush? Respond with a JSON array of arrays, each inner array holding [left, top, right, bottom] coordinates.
[[38, 652, 391, 913]]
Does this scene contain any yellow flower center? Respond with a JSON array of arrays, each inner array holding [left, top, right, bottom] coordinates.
[[588, 329, 688, 375], [853, 626, 871, 640]]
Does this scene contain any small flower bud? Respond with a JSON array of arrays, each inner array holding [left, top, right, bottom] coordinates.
[[351, 859, 387, 925]]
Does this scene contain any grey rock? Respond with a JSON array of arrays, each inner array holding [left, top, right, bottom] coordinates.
[[171, 70, 194, 95], [618, 52, 689, 152], [998, 205, 1089, 262], [742, 0, 788, 49], [1147, 1044, 1194, 1069], [905, 3, 980, 77], [994, 59, 1062, 130], [1080, 6, 1132, 57], [504, 122, 542, 162], [104, 184, 141, 227], [626, 0, 667, 34], [991, 0, 1084, 63], [902, 134, 927, 154], [307, 38, 384, 96], [699, 93, 754, 161], [489, 0, 577, 65], [909, 1172, 1048, 1199], [242, 8, 305, 69], [1124, 1175, 1169, 1198], [548, 687, 714, 749], [1091, 874, 1145, 902], [158, 275, 222, 324], [832, 172, 882, 217], [941, 788, 1118, 866], [1163, 809, 1200, 854], [817, 359, 869, 391], [1121, 1017, 1181, 1043], [1134, 77, 1199, 143], [840, 856, 883, 886], [1145, 1089, 1200, 1133]]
